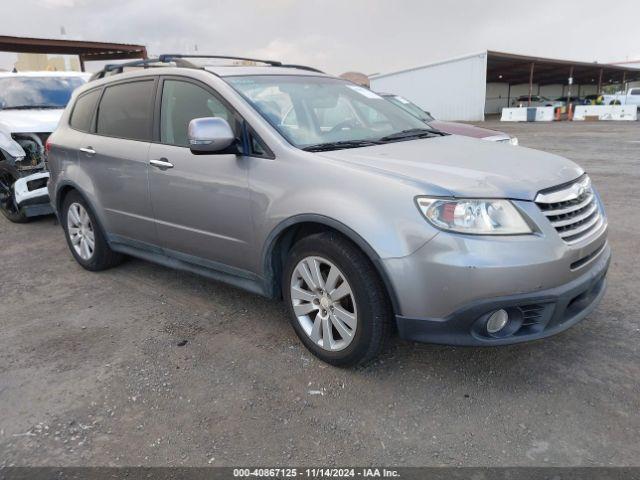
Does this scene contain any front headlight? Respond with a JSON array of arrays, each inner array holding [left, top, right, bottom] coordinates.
[[416, 197, 532, 235], [509, 136, 519, 146]]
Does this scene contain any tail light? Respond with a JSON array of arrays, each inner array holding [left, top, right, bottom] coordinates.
[[45, 138, 52, 154]]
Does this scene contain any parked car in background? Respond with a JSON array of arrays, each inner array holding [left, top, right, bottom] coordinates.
[[584, 94, 604, 105], [511, 95, 564, 108], [0, 71, 88, 222], [602, 88, 640, 106], [555, 96, 587, 105], [381, 93, 518, 145], [47, 55, 609, 366]]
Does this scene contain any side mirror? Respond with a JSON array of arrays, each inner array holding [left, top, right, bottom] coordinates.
[[188, 117, 236, 154]]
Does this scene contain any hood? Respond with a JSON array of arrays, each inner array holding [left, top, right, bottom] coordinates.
[[316, 135, 583, 200], [0, 108, 64, 134], [428, 120, 506, 139]]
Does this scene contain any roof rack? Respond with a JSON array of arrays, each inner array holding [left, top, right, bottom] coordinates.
[[89, 57, 199, 80], [90, 54, 324, 80], [158, 54, 324, 73]]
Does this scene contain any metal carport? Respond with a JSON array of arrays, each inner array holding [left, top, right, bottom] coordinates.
[[369, 51, 640, 121], [0, 35, 147, 72]]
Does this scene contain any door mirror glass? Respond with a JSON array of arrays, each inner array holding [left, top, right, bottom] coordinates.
[[188, 117, 235, 153]]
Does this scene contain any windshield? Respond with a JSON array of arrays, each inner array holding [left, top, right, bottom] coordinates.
[[0, 76, 85, 110], [226, 75, 429, 149], [384, 95, 435, 122]]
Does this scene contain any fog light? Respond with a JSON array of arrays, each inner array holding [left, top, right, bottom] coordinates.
[[486, 309, 509, 334]]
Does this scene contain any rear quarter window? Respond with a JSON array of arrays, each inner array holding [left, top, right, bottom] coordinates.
[[69, 89, 101, 132], [96, 80, 155, 141]]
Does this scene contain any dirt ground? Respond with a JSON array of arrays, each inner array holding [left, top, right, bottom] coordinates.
[[1, 121, 638, 467]]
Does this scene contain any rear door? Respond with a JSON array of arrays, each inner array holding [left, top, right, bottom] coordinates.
[[147, 76, 254, 271], [81, 78, 157, 245]]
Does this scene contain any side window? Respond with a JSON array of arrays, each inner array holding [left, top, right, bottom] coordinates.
[[630, 89, 640, 96], [160, 79, 234, 147], [69, 89, 100, 132], [247, 129, 273, 158], [96, 80, 154, 141]]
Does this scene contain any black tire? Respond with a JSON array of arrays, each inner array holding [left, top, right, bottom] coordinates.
[[283, 232, 392, 367], [61, 190, 123, 271], [0, 172, 28, 223]]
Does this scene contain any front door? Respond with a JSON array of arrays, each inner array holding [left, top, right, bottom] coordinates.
[[147, 77, 254, 272]]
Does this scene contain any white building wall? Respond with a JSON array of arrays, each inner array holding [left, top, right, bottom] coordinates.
[[370, 52, 487, 121], [578, 84, 598, 96], [539, 84, 564, 99]]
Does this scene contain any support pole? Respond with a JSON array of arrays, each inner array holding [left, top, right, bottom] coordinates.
[[78, 55, 85, 72], [528, 62, 535, 106], [567, 66, 574, 105], [597, 68, 603, 95]]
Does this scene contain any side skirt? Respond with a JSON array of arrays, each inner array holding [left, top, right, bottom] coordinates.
[[108, 234, 269, 297]]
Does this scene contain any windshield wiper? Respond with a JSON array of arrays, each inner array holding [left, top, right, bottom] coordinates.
[[1, 105, 62, 110], [378, 128, 446, 142], [302, 140, 381, 152]]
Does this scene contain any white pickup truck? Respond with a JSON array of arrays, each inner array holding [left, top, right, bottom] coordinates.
[[602, 87, 640, 106]]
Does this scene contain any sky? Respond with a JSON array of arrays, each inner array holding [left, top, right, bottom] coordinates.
[[1, 0, 639, 75]]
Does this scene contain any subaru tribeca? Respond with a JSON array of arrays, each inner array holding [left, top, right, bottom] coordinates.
[[46, 55, 609, 366]]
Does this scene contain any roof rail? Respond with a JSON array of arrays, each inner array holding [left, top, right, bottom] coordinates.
[[158, 54, 324, 73], [158, 54, 282, 66], [89, 54, 325, 81], [89, 57, 199, 81]]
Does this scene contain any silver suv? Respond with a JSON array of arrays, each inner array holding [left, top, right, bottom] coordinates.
[[47, 55, 610, 366]]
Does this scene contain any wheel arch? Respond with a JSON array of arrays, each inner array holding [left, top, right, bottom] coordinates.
[[55, 182, 111, 244], [261, 214, 400, 315], [55, 181, 99, 217]]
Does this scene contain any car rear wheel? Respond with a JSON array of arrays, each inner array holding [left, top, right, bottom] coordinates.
[[62, 191, 123, 271], [283, 232, 392, 366]]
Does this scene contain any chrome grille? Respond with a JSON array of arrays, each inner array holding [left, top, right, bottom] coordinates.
[[535, 176, 603, 245]]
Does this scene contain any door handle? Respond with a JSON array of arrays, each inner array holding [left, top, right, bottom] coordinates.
[[80, 147, 96, 155], [149, 158, 174, 169]]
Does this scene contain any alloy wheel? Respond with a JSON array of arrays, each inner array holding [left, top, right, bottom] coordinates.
[[290, 256, 357, 351], [67, 202, 95, 260]]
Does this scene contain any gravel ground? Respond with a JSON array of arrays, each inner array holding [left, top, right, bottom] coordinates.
[[0, 121, 638, 467]]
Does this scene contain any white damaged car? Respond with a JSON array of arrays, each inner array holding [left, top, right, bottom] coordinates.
[[0, 71, 87, 222]]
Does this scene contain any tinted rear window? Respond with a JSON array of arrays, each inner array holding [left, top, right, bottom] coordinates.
[[70, 89, 100, 132], [96, 80, 154, 141]]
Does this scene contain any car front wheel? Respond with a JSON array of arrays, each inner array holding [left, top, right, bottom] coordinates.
[[283, 232, 392, 366]]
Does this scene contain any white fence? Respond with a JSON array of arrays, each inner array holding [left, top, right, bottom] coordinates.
[[501, 105, 638, 122], [572, 105, 638, 121], [500, 107, 555, 122]]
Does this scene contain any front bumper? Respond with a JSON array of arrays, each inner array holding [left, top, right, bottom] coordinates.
[[13, 171, 53, 217], [395, 244, 609, 345], [383, 197, 610, 345]]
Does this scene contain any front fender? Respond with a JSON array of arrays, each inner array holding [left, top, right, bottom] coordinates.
[[0, 129, 25, 159]]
